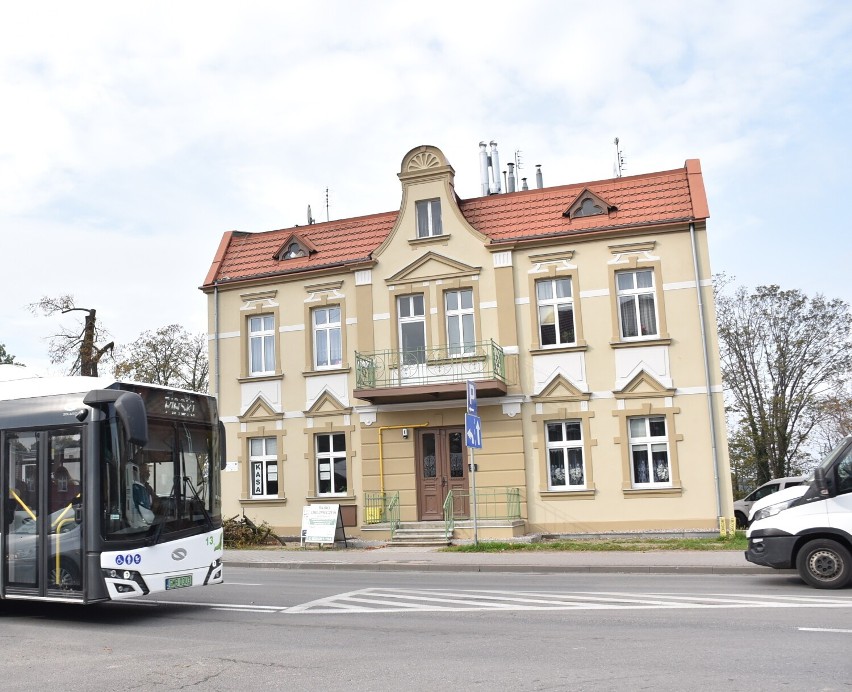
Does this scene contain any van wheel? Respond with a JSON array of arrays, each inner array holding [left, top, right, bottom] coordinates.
[[795, 539, 852, 589], [734, 512, 748, 529]]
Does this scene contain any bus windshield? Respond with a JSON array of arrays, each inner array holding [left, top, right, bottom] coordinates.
[[102, 414, 222, 543]]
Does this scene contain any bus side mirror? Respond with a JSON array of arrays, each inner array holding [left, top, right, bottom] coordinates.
[[219, 420, 227, 470], [83, 389, 149, 447], [814, 467, 830, 497]]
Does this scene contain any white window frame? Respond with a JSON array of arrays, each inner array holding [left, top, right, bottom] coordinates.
[[416, 199, 442, 238], [616, 269, 659, 340], [316, 432, 347, 496], [248, 314, 276, 375], [628, 416, 671, 487], [249, 437, 278, 498], [445, 288, 475, 357], [313, 306, 342, 369], [398, 294, 427, 365], [545, 421, 586, 490], [536, 278, 576, 347]]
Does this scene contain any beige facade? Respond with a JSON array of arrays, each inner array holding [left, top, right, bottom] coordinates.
[[203, 144, 733, 538]]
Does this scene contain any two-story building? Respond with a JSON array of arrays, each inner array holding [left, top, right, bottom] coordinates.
[[201, 143, 732, 540]]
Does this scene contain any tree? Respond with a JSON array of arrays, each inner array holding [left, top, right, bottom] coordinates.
[[113, 324, 209, 392], [28, 295, 114, 376], [812, 382, 852, 456], [715, 280, 852, 484], [0, 343, 22, 366]]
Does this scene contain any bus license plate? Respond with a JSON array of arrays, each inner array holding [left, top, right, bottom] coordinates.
[[165, 575, 193, 590]]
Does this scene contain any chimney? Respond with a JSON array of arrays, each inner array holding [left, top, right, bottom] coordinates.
[[490, 141, 502, 194], [507, 162, 516, 193], [521, 177, 528, 191], [535, 164, 543, 189], [478, 142, 490, 196]]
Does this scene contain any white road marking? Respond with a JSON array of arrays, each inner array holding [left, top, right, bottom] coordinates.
[[799, 627, 852, 634]]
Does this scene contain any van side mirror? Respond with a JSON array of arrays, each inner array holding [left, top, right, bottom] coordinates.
[[814, 467, 830, 497]]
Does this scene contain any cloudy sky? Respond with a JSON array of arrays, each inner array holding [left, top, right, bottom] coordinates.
[[2, 1, 850, 373]]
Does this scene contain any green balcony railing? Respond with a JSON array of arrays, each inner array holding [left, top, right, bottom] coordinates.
[[355, 339, 506, 389]]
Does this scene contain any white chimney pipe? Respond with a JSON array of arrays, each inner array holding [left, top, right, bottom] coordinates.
[[535, 164, 543, 189], [507, 162, 516, 193], [490, 141, 502, 194], [478, 142, 490, 196]]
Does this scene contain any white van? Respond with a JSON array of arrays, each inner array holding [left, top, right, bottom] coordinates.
[[733, 476, 804, 528], [745, 435, 852, 589]]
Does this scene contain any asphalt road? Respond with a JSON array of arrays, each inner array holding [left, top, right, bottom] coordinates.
[[1, 567, 850, 691]]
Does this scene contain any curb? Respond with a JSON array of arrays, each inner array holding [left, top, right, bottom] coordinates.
[[223, 560, 791, 576]]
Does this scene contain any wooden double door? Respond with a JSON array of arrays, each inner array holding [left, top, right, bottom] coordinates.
[[416, 427, 469, 521]]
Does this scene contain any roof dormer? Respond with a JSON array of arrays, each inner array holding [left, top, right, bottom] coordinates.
[[563, 188, 617, 220], [273, 232, 317, 261]]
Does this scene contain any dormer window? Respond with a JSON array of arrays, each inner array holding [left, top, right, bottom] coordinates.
[[285, 242, 305, 259], [574, 197, 604, 217], [273, 233, 317, 261], [564, 189, 616, 220], [416, 199, 442, 238]]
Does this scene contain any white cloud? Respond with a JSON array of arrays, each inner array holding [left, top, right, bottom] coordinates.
[[1, 0, 851, 366]]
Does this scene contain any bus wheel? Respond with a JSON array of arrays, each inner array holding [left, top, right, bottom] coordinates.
[[49, 561, 81, 590], [796, 539, 852, 589]]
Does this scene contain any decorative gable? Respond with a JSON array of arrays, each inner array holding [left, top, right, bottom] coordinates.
[[613, 369, 675, 399], [273, 232, 318, 261], [239, 394, 281, 422], [386, 251, 480, 286], [305, 389, 351, 417], [563, 189, 617, 220], [532, 373, 590, 403]]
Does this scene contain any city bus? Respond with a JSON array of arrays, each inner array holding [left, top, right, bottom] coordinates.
[[0, 366, 224, 603]]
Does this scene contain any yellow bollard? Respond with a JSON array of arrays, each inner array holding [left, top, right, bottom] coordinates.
[[718, 516, 726, 537], [730, 517, 738, 536]]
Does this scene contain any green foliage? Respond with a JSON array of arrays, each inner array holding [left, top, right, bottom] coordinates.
[[715, 278, 852, 483], [223, 515, 277, 548], [0, 343, 21, 365], [113, 324, 209, 392], [445, 534, 748, 552]]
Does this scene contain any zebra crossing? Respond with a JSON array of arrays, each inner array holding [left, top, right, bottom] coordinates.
[[282, 587, 852, 615]]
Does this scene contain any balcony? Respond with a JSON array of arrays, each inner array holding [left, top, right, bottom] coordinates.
[[353, 339, 508, 404]]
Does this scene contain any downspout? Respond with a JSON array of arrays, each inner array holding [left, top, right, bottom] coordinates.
[[214, 282, 221, 402], [378, 423, 429, 495], [689, 222, 722, 520]]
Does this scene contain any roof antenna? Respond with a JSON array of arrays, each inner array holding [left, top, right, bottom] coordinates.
[[613, 137, 626, 177], [325, 187, 330, 222]]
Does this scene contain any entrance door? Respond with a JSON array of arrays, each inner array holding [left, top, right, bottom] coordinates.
[[416, 427, 469, 520], [3, 428, 84, 599]]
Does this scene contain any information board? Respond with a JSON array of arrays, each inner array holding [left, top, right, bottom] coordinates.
[[300, 504, 345, 545]]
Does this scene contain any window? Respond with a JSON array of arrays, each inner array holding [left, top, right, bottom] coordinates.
[[416, 199, 442, 238], [629, 416, 670, 486], [249, 315, 275, 375], [445, 289, 475, 356], [316, 433, 347, 495], [616, 269, 658, 339], [546, 421, 586, 490], [249, 437, 278, 498], [313, 306, 342, 368], [398, 294, 426, 365], [537, 278, 576, 347]]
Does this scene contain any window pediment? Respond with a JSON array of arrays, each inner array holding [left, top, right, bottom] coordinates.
[[563, 189, 616, 220], [386, 251, 480, 286]]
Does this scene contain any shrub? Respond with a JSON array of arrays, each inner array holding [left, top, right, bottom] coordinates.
[[223, 514, 276, 548]]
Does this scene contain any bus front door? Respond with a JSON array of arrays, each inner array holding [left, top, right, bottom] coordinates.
[[3, 428, 84, 600]]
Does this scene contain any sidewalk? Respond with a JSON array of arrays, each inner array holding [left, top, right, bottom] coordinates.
[[223, 545, 784, 576]]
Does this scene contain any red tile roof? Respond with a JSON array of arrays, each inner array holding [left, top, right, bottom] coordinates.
[[202, 160, 707, 289]]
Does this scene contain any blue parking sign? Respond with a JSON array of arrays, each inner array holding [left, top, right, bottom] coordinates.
[[466, 380, 477, 416], [465, 413, 482, 449]]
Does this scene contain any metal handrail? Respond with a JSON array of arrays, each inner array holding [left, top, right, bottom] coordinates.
[[364, 491, 400, 526], [443, 490, 455, 541], [446, 487, 522, 521], [355, 339, 506, 389]]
